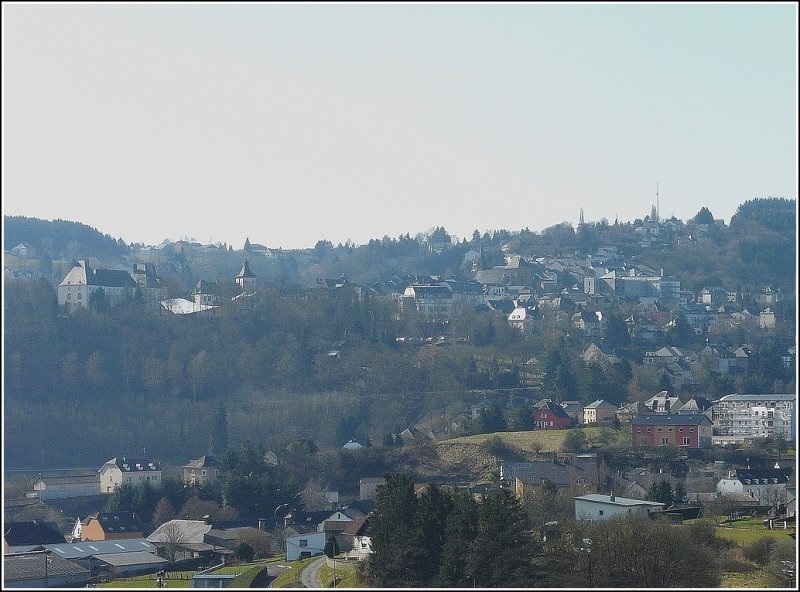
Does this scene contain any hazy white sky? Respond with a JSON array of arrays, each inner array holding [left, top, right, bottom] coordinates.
[[2, 2, 797, 250]]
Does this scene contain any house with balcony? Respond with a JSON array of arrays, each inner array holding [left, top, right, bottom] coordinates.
[[713, 393, 796, 442]]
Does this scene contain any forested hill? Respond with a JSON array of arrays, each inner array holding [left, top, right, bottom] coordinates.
[[4, 215, 128, 260]]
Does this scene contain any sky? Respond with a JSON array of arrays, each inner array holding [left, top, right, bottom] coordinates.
[[2, 2, 797, 250]]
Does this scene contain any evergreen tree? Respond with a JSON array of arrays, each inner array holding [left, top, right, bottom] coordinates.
[[646, 478, 675, 505], [436, 490, 479, 586], [364, 473, 423, 587], [694, 206, 715, 225], [209, 401, 229, 458], [465, 488, 539, 587]]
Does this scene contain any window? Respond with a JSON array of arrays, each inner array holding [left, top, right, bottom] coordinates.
[[202, 470, 207, 476], [77, 293, 81, 299], [683, 437, 690, 446], [299, 539, 308, 548], [598, 510, 604, 516], [639, 437, 647, 446], [661, 437, 669, 446], [67, 293, 71, 301], [637, 428, 641, 432]]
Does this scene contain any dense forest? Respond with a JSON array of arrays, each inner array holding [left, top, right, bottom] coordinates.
[[2, 198, 796, 470]]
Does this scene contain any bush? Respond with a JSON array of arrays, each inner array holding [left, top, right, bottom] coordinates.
[[742, 537, 776, 565], [561, 429, 587, 453], [235, 542, 255, 563]]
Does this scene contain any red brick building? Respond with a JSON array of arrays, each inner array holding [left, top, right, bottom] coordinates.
[[631, 415, 713, 448], [533, 401, 572, 430]]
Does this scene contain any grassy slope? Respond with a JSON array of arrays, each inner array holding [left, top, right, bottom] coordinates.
[[444, 426, 630, 452]]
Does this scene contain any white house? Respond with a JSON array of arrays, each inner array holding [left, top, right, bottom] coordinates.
[[574, 493, 664, 521], [285, 531, 326, 561], [716, 466, 794, 509], [99, 457, 161, 494], [58, 260, 139, 313]]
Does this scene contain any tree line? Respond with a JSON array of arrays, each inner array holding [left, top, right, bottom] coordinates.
[[361, 472, 748, 587]]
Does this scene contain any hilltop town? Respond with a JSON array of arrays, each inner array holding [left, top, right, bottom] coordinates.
[[3, 197, 797, 587]]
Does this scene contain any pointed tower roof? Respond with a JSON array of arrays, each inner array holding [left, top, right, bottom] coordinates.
[[236, 259, 257, 279]]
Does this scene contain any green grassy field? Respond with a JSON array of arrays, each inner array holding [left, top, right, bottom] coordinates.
[[715, 527, 794, 546], [270, 556, 318, 588], [720, 570, 772, 588], [318, 559, 365, 588], [445, 426, 630, 452]]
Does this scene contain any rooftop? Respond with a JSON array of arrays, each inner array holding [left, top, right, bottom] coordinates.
[[575, 494, 665, 507]]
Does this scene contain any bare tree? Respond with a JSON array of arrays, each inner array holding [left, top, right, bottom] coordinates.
[[160, 522, 187, 564]]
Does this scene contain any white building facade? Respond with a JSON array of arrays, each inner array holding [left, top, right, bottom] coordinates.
[[99, 457, 162, 494], [713, 394, 796, 441], [574, 493, 664, 521]]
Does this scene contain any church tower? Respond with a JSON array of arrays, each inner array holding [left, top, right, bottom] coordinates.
[[235, 259, 257, 293]]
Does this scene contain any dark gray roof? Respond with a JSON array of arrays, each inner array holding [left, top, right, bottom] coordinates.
[[408, 285, 452, 298], [236, 259, 257, 278], [505, 460, 598, 487], [59, 261, 137, 288], [736, 467, 794, 484], [184, 455, 221, 469], [93, 551, 168, 567], [3, 552, 90, 581], [94, 512, 142, 534], [107, 457, 161, 472], [535, 401, 570, 419], [3, 521, 66, 546], [585, 399, 616, 409], [632, 414, 712, 426]]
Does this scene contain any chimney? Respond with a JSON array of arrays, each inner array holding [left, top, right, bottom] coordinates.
[[203, 515, 211, 525], [258, 519, 265, 532], [610, 491, 615, 502]]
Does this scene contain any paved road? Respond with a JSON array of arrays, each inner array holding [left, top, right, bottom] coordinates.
[[264, 562, 291, 588], [299, 556, 327, 588]]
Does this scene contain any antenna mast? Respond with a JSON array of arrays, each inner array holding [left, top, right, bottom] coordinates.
[[656, 182, 660, 220]]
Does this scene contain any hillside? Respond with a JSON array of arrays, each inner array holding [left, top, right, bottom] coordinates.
[[3, 215, 128, 260]]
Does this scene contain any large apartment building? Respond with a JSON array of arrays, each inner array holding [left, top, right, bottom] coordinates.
[[713, 393, 795, 442]]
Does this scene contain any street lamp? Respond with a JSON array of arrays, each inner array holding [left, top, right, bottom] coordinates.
[[274, 502, 291, 518], [580, 538, 593, 588]]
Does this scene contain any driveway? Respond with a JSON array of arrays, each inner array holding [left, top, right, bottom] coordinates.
[[299, 555, 327, 588]]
